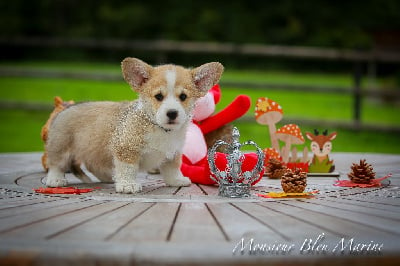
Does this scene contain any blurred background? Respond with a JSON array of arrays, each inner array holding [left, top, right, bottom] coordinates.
[[0, 0, 399, 154]]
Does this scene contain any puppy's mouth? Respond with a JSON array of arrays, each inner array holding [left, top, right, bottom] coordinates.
[[162, 118, 185, 131], [155, 119, 178, 131]]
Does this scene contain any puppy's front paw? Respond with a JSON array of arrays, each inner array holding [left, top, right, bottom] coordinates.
[[164, 175, 192, 187], [115, 181, 142, 194]]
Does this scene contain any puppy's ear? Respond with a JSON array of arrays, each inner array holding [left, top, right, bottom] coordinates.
[[191, 62, 224, 94], [121, 57, 153, 91]]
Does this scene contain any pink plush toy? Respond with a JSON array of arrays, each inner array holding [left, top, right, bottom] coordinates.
[[181, 85, 263, 185]]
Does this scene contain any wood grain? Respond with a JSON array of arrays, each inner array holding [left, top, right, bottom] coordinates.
[[0, 152, 399, 265]]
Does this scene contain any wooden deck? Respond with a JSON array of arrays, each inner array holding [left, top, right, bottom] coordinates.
[[0, 152, 399, 265]]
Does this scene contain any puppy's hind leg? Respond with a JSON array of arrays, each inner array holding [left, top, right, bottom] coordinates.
[[46, 168, 68, 187], [45, 149, 70, 187], [161, 154, 191, 187], [70, 160, 92, 183], [46, 166, 68, 187]]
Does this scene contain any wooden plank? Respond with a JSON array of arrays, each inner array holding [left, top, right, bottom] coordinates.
[[140, 179, 166, 194], [148, 186, 180, 195], [198, 184, 218, 196], [169, 203, 227, 242], [341, 195, 400, 207], [0, 197, 84, 218], [207, 202, 287, 242], [233, 202, 338, 240], [305, 198, 400, 220], [140, 183, 166, 194], [274, 200, 400, 236], [0, 199, 102, 233], [257, 201, 395, 239], [1, 201, 126, 239], [15, 172, 45, 188], [50, 202, 154, 241], [17, 172, 99, 188], [110, 202, 180, 242], [352, 197, 400, 207], [174, 184, 206, 197], [0, 196, 53, 208], [318, 196, 400, 211], [0, 153, 44, 177], [288, 201, 400, 236], [0, 151, 399, 265]]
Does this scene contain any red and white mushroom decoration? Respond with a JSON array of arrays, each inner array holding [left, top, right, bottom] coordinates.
[[276, 124, 304, 163], [263, 147, 283, 165], [255, 97, 283, 151]]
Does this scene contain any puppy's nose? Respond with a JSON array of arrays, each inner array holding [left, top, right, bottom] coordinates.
[[167, 110, 178, 120]]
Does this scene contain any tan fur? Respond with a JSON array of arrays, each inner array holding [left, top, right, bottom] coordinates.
[[45, 58, 224, 193], [41, 96, 75, 171]]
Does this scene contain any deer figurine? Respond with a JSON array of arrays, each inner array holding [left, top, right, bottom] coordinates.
[[306, 129, 337, 173]]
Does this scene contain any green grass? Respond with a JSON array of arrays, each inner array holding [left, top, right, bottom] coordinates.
[[0, 60, 399, 154], [0, 109, 48, 152], [234, 122, 400, 154], [221, 88, 400, 126], [0, 76, 398, 126], [0, 77, 131, 103], [1, 109, 399, 154]]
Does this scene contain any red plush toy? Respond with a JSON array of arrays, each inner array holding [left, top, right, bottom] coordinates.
[[181, 85, 263, 185]]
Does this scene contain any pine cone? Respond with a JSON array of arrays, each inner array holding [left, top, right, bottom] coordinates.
[[265, 158, 286, 179], [281, 168, 307, 193], [348, 159, 376, 184]]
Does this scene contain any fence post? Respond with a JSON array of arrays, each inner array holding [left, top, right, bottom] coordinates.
[[353, 62, 362, 130]]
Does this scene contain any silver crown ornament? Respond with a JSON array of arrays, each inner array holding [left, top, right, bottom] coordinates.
[[208, 127, 265, 198]]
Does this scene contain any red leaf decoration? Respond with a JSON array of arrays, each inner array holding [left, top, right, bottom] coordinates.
[[34, 187, 99, 194], [333, 174, 392, 188]]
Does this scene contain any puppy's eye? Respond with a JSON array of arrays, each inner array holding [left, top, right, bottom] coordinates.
[[179, 93, 187, 102], [155, 93, 164, 101]]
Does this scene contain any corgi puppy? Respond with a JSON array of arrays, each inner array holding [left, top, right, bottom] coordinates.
[[41, 96, 75, 172], [45, 57, 224, 193]]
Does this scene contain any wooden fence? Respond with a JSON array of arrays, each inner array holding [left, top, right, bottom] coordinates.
[[1, 37, 400, 132]]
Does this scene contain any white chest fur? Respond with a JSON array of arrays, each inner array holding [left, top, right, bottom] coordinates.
[[139, 126, 186, 171]]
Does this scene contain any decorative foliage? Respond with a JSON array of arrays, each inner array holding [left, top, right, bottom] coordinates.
[[334, 174, 391, 188], [257, 191, 318, 199], [34, 187, 98, 194]]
